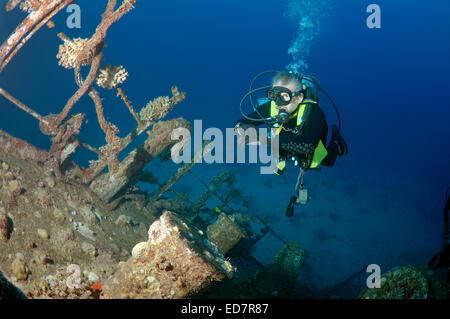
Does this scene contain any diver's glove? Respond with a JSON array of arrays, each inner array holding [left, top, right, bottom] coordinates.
[[234, 122, 258, 150], [233, 122, 255, 135]]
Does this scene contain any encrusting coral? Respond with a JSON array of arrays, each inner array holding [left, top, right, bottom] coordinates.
[[56, 35, 93, 69], [139, 96, 172, 122]]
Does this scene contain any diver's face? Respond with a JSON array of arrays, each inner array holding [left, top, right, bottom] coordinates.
[[273, 82, 304, 114]]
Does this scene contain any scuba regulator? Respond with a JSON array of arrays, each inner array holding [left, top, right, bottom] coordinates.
[[239, 70, 342, 132]]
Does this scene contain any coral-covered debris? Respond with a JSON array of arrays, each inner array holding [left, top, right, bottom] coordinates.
[[201, 241, 305, 299], [90, 118, 190, 203], [34, 264, 98, 299], [206, 213, 245, 255], [139, 96, 172, 122], [101, 211, 235, 299], [0, 0, 74, 72], [360, 264, 447, 299], [274, 242, 305, 280]]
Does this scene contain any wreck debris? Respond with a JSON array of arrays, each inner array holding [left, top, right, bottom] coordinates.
[[83, 87, 186, 185], [0, 0, 74, 72], [188, 170, 236, 219], [0, 129, 49, 164], [56, 48, 103, 125], [90, 118, 191, 203], [195, 239, 306, 299], [101, 211, 234, 299], [171, 85, 186, 105], [0, 88, 46, 123], [360, 264, 447, 299], [206, 212, 246, 255], [274, 242, 305, 280], [95, 64, 144, 128], [35, 264, 97, 299], [116, 87, 143, 127], [19, 0, 42, 14], [150, 140, 214, 203], [1, 1, 193, 210], [6, 0, 22, 12]]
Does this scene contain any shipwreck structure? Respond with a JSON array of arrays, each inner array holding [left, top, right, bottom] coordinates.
[[0, 0, 234, 299]]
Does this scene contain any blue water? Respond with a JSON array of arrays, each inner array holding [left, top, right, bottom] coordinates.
[[1, 0, 449, 295]]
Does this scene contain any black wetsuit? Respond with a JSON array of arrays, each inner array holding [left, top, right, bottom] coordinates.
[[234, 99, 338, 168]]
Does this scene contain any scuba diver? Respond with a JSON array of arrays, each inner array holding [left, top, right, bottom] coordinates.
[[233, 71, 348, 217]]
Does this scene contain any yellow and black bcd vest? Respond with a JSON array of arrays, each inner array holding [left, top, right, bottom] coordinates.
[[271, 100, 328, 172]]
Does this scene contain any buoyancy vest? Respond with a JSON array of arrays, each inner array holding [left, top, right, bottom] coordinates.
[[270, 100, 328, 169]]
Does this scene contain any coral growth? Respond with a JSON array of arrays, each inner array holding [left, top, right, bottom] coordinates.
[[95, 65, 128, 89], [139, 96, 173, 122], [56, 35, 93, 69]]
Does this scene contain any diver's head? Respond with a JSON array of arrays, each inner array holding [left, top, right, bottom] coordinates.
[[268, 72, 304, 114]]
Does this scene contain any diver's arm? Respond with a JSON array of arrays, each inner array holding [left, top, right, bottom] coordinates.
[[278, 106, 326, 158]]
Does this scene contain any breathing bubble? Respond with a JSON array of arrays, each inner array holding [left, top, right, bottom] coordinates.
[[284, 0, 333, 73]]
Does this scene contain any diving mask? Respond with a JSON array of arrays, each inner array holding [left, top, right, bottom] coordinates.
[[267, 86, 302, 106]]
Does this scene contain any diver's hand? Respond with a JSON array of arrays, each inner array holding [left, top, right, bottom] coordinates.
[[234, 122, 258, 151], [233, 122, 254, 135]]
